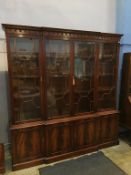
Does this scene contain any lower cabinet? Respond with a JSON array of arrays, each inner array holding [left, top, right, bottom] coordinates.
[[100, 114, 118, 143], [73, 118, 100, 150], [11, 111, 119, 170], [11, 126, 43, 170], [45, 123, 73, 158], [44, 112, 118, 162]]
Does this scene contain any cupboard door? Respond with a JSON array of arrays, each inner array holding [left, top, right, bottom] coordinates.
[[45, 123, 73, 156], [73, 119, 100, 149], [98, 43, 117, 110], [11, 127, 42, 164], [9, 37, 41, 122], [73, 42, 95, 114], [45, 40, 70, 119], [100, 114, 118, 142]]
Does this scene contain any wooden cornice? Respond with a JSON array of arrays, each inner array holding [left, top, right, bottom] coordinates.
[[2, 23, 123, 39]]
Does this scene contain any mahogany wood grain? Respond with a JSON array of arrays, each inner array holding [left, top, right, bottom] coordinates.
[[120, 53, 131, 129], [0, 144, 5, 173]]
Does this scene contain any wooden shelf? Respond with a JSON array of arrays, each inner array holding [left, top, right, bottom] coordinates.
[[99, 87, 115, 91], [14, 92, 40, 98], [11, 51, 39, 54], [102, 54, 115, 58], [12, 75, 39, 79], [47, 74, 69, 78], [75, 55, 94, 60], [99, 73, 114, 77]]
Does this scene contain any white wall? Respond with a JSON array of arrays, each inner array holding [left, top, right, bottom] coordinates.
[[0, 0, 117, 37], [0, 0, 117, 143]]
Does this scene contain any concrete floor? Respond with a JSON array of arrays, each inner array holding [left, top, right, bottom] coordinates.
[[102, 140, 131, 175], [4, 137, 131, 175]]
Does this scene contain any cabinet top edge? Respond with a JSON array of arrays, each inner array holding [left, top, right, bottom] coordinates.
[[2, 23, 123, 38], [124, 52, 131, 56], [10, 110, 119, 130]]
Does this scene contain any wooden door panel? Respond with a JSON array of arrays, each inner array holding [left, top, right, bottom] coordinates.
[[45, 123, 73, 156], [74, 122, 85, 147], [74, 118, 100, 149], [100, 116, 110, 141], [12, 127, 42, 163], [47, 127, 59, 154], [100, 114, 118, 142], [87, 120, 100, 145], [109, 115, 118, 139]]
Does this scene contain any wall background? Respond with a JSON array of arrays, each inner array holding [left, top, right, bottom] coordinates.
[[0, 0, 117, 144], [0, 0, 116, 37], [116, 0, 131, 106]]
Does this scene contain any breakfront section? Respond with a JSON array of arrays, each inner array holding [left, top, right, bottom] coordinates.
[[9, 36, 42, 122], [98, 43, 118, 110], [3, 24, 122, 170], [45, 40, 95, 118], [73, 41, 95, 114], [45, 40, 71, 118], [3, 26, 44, 170], [120, 53, 131, 130]]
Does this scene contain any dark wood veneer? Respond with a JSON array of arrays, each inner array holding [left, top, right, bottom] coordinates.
[[120, 53, 131, 130], [3, 24, 122, 170], [0, 144, 5, 173]]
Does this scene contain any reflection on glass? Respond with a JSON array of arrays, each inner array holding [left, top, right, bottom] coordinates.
[[74, 42, 95, 114], [10, 37, 41, 121], [98, 43, 116, 110], [45, 40, 70, 118]]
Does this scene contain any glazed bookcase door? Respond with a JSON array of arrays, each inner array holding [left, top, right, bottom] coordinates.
[[45, 40, 70, 119], [9, 37, 41, 122], [73, 41, 95, 114], [97, 43, 117, 111]]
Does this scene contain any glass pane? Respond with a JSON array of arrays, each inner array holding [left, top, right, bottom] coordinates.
[[10, 37, 41, 121], [45, 40, 70, 119], [73, 42, 95, 114], [98, 43, 117, 110]]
